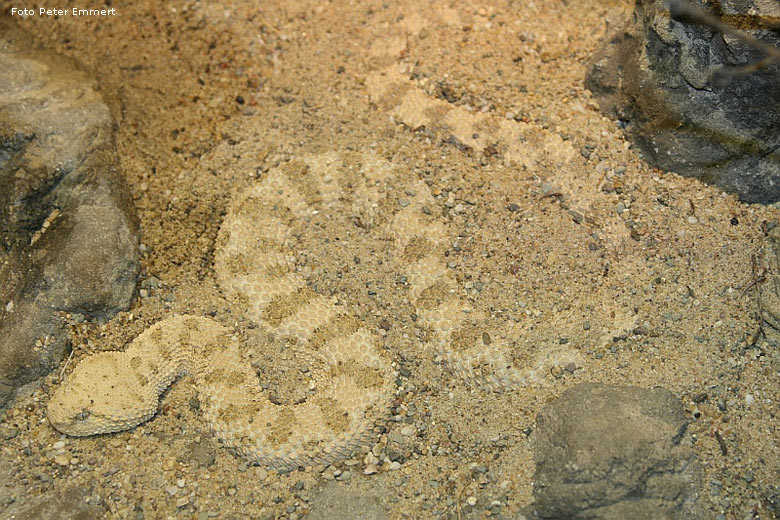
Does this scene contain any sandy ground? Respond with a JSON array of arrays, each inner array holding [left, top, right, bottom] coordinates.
[[1, 1, 780, 518]]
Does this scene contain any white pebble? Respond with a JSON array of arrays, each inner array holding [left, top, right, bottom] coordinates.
[[54, 455, 69, 466], [365, 452, 379, 465]]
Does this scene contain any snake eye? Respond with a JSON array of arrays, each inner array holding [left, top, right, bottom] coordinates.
[[76, 410, 90, 421]]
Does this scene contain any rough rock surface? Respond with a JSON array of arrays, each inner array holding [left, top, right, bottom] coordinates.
[[0, 16, 138, 408], [0, 459, 104, 520], [308, 482, 389, 520], [526, 383, 704, 519], [586, 0, 780, 203]]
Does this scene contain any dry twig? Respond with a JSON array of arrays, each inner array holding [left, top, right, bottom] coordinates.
[[668, 0, 780, 81]]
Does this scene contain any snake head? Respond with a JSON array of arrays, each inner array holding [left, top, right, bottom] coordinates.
[[48, 351, 158, 436]]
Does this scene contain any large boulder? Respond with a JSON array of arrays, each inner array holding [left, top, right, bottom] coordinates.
[[587, 0, 780, 203], [0, 16, 139, 408], [526, 383, 704, 519]]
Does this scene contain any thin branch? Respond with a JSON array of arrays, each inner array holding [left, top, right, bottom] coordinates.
[[668, 0, 780, 79]]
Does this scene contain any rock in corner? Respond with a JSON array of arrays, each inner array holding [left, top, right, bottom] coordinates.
[[0, 16, 139, 408], [525, 383, 704, 519]]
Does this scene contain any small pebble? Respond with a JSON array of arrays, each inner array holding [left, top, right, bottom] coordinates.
[[53, 441, 65, 450], [176, 496, 190, 508], [54, 455, 69, 466], [166, 486, 178, 496], [365, 453, 379, 465]]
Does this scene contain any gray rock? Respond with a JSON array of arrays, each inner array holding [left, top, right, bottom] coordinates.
[[0, 16, 138, 408], [1, 484, 106, 520], [526, 383, 704, 519], [2, 486, 106, 520], [308, 482, 389, 520], [0, 448, 106, 519], [587, 0, 780, 203]]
